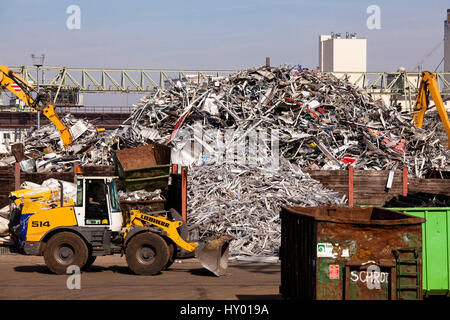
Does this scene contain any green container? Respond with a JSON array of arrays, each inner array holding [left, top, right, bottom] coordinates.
[[113, 144, 171, 192], [391, 207, 450, 297]]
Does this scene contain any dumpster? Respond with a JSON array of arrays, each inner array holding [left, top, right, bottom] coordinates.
[[113, 144, 171, 192], [388, 207, 450, 297], [280, 206, 425, 300]]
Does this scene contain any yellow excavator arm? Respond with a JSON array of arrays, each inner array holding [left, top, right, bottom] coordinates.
[[413, 71, 450, 148], [0, 65, 73, 150]]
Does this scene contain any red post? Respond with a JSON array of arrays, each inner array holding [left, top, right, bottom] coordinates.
[[14, 162, 20, 190], [402, 167, 408, 196], [73, 162, 79, 183], [172, 164, 179, 174], [348, 166, 354, 207], [181, 166, 187, 222]]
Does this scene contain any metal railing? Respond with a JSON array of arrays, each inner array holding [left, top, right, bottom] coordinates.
[[0, 105, 134, 113], [55, 106, 134, 114], [323, 71, 450, 112], [9, 66, 238, 94], [0, 105, 134, 115], [324, 71, 450, 95], [6, 67, 450, 113], [10, 66, 450, 94]]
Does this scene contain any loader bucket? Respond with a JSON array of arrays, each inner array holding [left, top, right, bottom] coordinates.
[[197, 235, 233, 276]]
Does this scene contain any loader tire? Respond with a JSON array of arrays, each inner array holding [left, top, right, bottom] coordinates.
[[43, 232, 89, 275], [82, 255, 97, 271], [164, 242, 177, 270], [126, 232, 169, 275]]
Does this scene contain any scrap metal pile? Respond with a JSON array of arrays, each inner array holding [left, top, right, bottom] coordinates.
[[188, 158, 345, 257], [0, 114, 115, 170], [2, 65, 448, 176], [119, 65, 450, 175]]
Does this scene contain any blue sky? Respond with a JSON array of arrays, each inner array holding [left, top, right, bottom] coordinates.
[[0, 0, 448, 105]]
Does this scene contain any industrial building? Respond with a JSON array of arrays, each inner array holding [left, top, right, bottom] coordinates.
[[319, 32, 367, 73]]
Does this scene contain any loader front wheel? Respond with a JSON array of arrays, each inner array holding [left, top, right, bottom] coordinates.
[[82, 255, 97, 271], [43, 232, 89, 275], [126, 232, 169, 275], [164, 241, 177, 270]]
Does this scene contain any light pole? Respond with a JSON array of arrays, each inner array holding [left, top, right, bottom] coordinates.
[[31, 53, 45, 129]]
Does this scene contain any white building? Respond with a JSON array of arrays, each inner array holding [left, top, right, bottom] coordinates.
[[0, 129, 26, 154], [319, 32, 367, 73]]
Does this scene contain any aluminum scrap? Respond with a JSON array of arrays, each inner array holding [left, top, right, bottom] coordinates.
[[117, 65, 450, 177], [187, 158, 346, 257]]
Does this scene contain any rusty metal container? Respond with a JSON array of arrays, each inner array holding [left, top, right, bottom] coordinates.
[[280, 206, 425, 300], [113, 144, 171, 192]]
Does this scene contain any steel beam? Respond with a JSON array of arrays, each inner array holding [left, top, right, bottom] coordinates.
[[8, 67, 450, 97], [9, 66, 238, 94]]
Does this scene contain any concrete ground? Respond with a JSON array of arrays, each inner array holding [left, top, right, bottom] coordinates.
[[0, 254, 282, 300]]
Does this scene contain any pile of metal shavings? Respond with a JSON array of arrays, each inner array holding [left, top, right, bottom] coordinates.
[[187, 158, 346, 257]]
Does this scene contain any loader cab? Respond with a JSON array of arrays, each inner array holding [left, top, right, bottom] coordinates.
[[74, 176, 123, 232]]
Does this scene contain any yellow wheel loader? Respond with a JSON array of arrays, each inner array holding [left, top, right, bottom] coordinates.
[[6, 176, 231, 276]]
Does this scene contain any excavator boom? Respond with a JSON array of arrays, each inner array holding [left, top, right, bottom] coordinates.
[[413, 71, 450, 148], [0, 65, 73, 150]]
